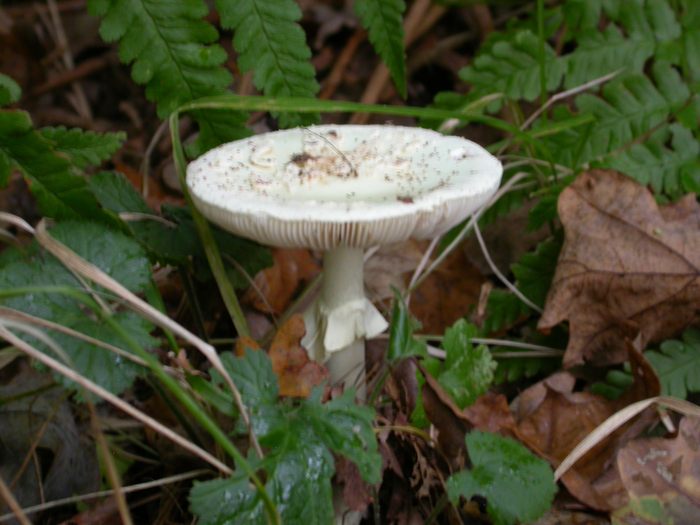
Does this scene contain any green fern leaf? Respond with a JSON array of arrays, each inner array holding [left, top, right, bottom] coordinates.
[[601, 123, 700, 194], [354, 0, 407, 98], [550, 68, 692, 169], [645, 329, 700, 399], [88, 0, 248, 156], [459, 30, 565, 111], [681, 0, 700, 91], [483, 289, 530, 334], [217, 0, 319, 128], [40, 126, 125, 169], [564, 0, 680, 89], [563, 0, 616, 31], [0, 110, 119, 225], [512, 235, 562, 310], [564, 25, 654, 90]]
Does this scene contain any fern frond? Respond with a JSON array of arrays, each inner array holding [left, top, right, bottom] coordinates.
[[645, 329, 700, 398], [459, 30, 565, 111], [602, 123, 700, 194], [0, 110, 118, 225], [512, 235, 562, 310], [354, 0, 407, 98], [217, 0, 319, 128], [549, 68, 692, 169], [482, 289, 530, 334], [88, 0, 248, 156], [564, 25, 654, 90], [564, 0, 680, 89], [40, 126, 126, 169], [681, 1, 700, 90], [563, 0, 615, 32]]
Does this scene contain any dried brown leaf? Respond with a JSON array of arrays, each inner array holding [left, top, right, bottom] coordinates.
[[538, 170, 700, 367], [615, 416, 700, 524], [268, 314, 329, 398]]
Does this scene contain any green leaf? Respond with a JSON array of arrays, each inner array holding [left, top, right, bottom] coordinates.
[[550, 68, 692, 169], [387, 291, 425, 361], [0, 221, 153, 396], [601, 123, 700, 195], [217, 0, 319, 128], [190, 380, 380, 525], [0, 110, 118, 224], [354, 0, 407, 98], [39, 127, 126, 169], [0, 73, 21, 106], [447, 431, 557, 525], [213, 350, 278, 408], [88, 0, 249, 155], [645, 329, 700, 398], [511, 235, 562, 310], [86, 174, 273, 284], [562, 0, 616, 31], [459, 30, 565, 111], [564, 25, 653, 90], [190, 469, 266, 525], [86, 171, 154, 215], [439, 319, 496, 409], [483, 289, 530, 334]]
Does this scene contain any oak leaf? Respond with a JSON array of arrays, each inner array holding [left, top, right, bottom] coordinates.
[[538, 170, 700, 367]]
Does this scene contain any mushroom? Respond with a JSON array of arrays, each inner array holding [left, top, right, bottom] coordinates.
[[186, 125, 502, 399]]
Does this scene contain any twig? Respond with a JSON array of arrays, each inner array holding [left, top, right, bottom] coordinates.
[[519, 69, 624, 131], [472, 215, 543, 313], [405, 235, 440, 306], [319, 28, 366, 100], [139, 119, 169, 198], [0, 473, 32, 525], [46, 0, 93, 121], [407, 172, 530, 293]]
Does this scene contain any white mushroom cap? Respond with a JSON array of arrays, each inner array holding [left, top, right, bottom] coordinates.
[[186, 125, 502, 249]]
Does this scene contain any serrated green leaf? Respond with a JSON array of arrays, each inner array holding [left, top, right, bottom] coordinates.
[[86, 176, 273, 285], [88, 0, 249, 154], [190, 380, 380, 525], [0, 221, 152, 396], [354, 0, 407, 98], [190, 470, 266, 525], [213, 350, 278, 408], [0, 73, 21, 106], [447, 431, 556, 525], [439, 319, 496, 408], [217, 0, 319, 128], [301, 388, 381, 484], [86, 171, 154, 215], [512, 235, 562, 309], [601, 123, 700, 195], [0, 110, 119, 224], [645, 329, 700, 398], [39, 127, 126, 169], [459, 30, 565, 111]]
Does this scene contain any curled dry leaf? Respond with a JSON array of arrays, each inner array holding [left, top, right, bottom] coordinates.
[[538, 170, 700, 367], [615, 416, 700, 524], [235, 316, 329, 397], [242, 248, 321, 315], [268, 314, 330, 397]]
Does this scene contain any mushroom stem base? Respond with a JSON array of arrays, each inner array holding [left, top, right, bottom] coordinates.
[[326, 338, 366, 402]]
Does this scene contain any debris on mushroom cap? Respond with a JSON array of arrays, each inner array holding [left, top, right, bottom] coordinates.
[[186, 125, 503, 250]]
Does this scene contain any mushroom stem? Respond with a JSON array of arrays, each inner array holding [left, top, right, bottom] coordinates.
[[302, 247, 388, 402], [321, 247, 366, 396]]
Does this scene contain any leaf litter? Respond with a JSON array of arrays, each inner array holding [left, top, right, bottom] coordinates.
[[3, 0, 700, 522]]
